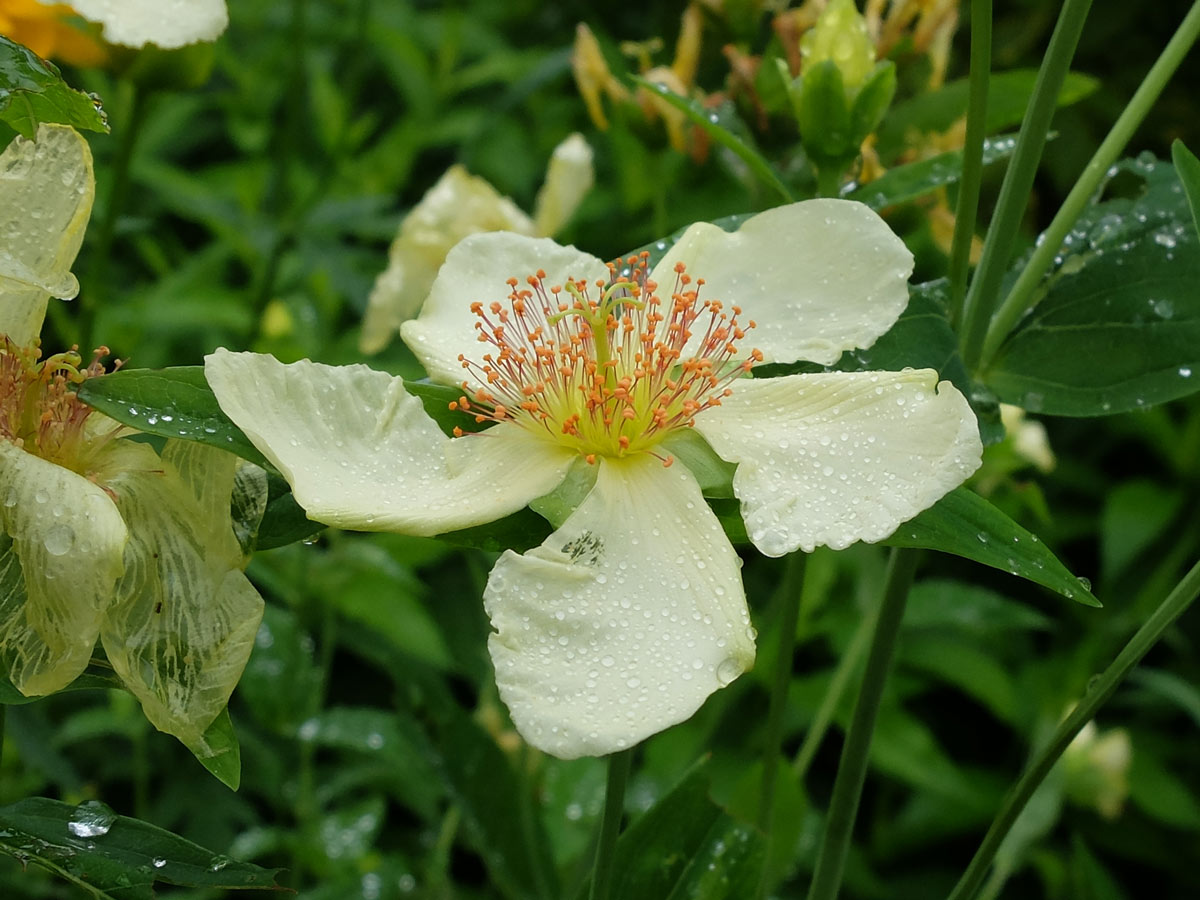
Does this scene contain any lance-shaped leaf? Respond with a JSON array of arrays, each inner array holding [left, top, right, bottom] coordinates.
[[0, 37, 108, 139]]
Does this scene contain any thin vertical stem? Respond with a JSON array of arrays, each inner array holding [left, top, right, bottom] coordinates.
[[806, 548, 919, 900], [589, 748, 633, 900], [958, 0, 1093, 372], [948, 0, 992, 327], [979, 0, 1200, 368], [945, 556, 1200, 900], [81, 81, 149, 350], [757, 553, 808, 898]]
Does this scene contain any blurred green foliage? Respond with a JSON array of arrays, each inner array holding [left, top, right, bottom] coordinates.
[[3, 0, 1200, 898]]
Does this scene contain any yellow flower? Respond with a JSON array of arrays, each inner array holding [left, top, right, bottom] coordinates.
[[360, 134, 594, 354], [207, 199, 981, 758], [0, 0, 107, 67], [0, 125, 262, 754]]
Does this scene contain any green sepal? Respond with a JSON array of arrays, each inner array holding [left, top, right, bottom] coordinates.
[[848, 60, 897, 147], [795, 59, 854, 166]]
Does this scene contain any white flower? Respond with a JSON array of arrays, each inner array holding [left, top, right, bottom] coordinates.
[[38, 0, 228, 49], [206, 199, 982, 758], [360, 133, 594, 354], [0, 125, 261, 754]]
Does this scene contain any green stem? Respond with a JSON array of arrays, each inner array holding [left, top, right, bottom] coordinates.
[[82, 81, 149, 350], [589, 749, 633, 900], [958, 0, 1093, 372], [948, 0, 992, 328], [945, 556, 1200, 900], [806, 548, 919, 900], [757, 553, 807, 897], [816, 164, 844, 199], [791, 601, 874, 781], [979, 0, 1200, 368]]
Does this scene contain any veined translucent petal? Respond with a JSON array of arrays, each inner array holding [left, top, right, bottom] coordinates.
[[401, 232, 610, 385], [205, 349, 576, 535], [360, 165, 536, 354], [650, 200, 913, 365], [56, 0, 228, 48], [0, 124, 94, 344], [0, 441, 126, 696], [101, 440, 263, 749], [485, 454, 754, 759], [695, 369, 982, 556]]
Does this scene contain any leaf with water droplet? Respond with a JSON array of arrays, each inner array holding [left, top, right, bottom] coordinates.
[[988, 154, 1200, 416], [0, 37, 109, 139], [76, 366, 266, 465], [0, 797, 280, 892], [846, 134, 1018, 211], [885, 487, 1100, 606]]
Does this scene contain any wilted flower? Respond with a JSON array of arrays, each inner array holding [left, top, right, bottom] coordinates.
[[360, 134, 594, 354], [207, 199, 980, 758], [0, 124, 261, 754], [37, 0, 228, 49]]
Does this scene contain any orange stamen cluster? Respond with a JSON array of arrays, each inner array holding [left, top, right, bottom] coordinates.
[[449, 252, 762, 463], [0, 338, 122, 474]]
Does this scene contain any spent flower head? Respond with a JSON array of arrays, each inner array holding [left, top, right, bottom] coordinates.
[[0, 125, 261, 755], [208, 198, 981, 758]]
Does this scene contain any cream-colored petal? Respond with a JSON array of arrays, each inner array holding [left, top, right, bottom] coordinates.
[[400, 231, 609, 385], [54, 0, 228, 48], [100, 440, 262, 748], [650, 199, 913, 365], [360, 165, 536, 354], [205, 349, 575, 535], [0, 124, 94, 344], [485, 454, 754, 759], [695, 370, 981, 556], [0, 442, 126, 696], [532, 133, 595, 237]]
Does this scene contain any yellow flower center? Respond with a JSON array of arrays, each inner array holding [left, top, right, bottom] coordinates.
[[0, 338, 118, 475], [450, 252, 762, 464]]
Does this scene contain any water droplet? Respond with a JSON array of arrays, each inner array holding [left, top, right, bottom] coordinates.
[[152, 858, 166, 869], [716, 658, 743, 686], [43, 524, 75, 556], [68, 800, 117, 838]]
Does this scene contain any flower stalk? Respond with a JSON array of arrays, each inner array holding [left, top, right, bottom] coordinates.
[[979, 0, 1200, 368], [806, 548, 920, 900], [945, 555, 1200, 900], [589, 748, 633, 900], [958, 0, 1093, 372]]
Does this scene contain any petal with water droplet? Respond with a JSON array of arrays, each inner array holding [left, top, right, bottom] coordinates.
[[0, 124, 95, 344], [650, 199, 913, 365], [0, 441, 126, 696], [101, 441, 263, 750], [695, 370, 981, 556], [205, 349, 575, 535], [400, 232, 609, 384], [485, 454, 754, 759]]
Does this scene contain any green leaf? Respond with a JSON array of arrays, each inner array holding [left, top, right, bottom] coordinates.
[[77, 367, 266, 466], [429, 710, 559, 900], [879, 68, 1096, 156], [631, 75, 793, 202], [255, 471, 324, 550], [795, 59, 853, 166], [1170, 139, 1200, 240], [300, 707, 442, 820], [905, 579, 1053, 634], [986, 155, 1200, 416], [0, 797, 279, 895], [601, 761, 766, 900], [0, 668, 124, 705], [847, 134, 1017, 210], [0, 36, 108, 139], [182, 708, 241, 791], [848, 61, 896, 146], [884, 488, 1100, 605]]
